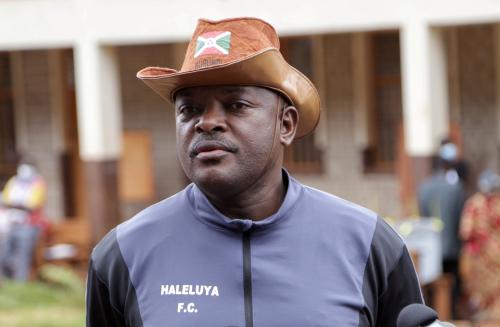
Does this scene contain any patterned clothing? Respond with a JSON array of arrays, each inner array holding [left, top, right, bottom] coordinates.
[[460, 192, 500, 318]]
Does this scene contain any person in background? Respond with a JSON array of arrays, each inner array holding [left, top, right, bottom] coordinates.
[[0, 158, 49, 281], [460, 170, 500, 322], [418, 141, 466, 318]]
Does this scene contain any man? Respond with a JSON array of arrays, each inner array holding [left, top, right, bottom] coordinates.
[[418, 141, 466, 318], [86, 17, 423, 326]]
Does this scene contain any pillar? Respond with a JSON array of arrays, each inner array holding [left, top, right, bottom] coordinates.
[[400, 21, 450, 192], [74, 40, 122, 245]]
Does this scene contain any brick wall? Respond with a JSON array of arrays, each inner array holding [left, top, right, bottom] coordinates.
[[455, 25, 499, 191], [15, 50, 64, 220], [297, 34, 401, 218]]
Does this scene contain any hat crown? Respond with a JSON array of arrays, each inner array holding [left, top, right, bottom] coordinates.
[[181, 17, 280, 72]]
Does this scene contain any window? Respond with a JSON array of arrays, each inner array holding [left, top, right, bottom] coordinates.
[[280, 36, 323, 174], [362, 32, 403, 173], [0, 52, 17, 185]]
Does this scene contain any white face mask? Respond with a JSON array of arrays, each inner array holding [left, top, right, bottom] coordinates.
[[17, 164, 35, 179]]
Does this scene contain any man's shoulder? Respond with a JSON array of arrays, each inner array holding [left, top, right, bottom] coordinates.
[[117, 186, 193, 237], [295, 179, 406, 250], [91, 186, 193, 264], [297, 181, 378, 225], [296, 180, 411, 281], [91, 227, 122, 275], [370, 217, 406, 255]]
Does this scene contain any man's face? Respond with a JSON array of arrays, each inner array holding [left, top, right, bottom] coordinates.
[[175, 86, 284, 196]]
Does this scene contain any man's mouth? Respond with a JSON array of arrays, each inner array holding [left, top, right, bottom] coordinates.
[[190, 140, 237, 159]]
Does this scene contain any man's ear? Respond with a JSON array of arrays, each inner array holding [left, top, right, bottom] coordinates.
[[280, 105, 299, 146]]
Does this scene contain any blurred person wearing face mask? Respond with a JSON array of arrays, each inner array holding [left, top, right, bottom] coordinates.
[[418, 141, 467, 318], [460, 170, 500, 322], [0, 158, 49, 281], [419, 142, 466, 267]]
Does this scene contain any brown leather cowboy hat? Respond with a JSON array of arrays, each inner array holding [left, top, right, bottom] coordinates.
[[137, 17, 321, 138]]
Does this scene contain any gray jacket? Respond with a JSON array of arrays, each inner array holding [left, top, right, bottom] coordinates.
[[87, 172, 423, 326]]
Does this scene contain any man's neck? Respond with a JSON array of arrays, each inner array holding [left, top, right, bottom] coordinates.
[[202, 170, 286, 221]]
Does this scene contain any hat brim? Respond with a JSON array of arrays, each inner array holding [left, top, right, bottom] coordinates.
[[136, 48, 320, 139]]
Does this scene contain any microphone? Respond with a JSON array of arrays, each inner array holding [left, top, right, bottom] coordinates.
[[397, 303, 455, 327]]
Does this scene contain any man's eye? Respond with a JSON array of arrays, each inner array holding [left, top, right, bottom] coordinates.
[[229, 102, 250, 111], [178, 105, 199, 115]]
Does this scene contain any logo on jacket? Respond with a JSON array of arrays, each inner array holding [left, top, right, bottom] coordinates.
[[160, 284, 219, 297], [160, 284, 220, 314]]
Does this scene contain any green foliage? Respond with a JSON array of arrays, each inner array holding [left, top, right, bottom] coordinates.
[[0, 265, 85, 327]]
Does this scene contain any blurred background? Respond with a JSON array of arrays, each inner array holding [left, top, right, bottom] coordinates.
[[1, 0, 500, 326]]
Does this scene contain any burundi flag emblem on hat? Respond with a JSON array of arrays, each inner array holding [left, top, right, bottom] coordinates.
[[194, 31, 231, 58]]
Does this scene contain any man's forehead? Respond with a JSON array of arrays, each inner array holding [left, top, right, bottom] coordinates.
[[174, 86, 273, 99]]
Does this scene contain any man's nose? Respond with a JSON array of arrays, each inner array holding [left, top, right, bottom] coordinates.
[[195, 102, 227, 133]]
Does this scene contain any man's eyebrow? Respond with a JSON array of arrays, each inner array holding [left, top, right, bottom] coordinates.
[[175, 89, 193, 98], [220, 86, 246, 94]]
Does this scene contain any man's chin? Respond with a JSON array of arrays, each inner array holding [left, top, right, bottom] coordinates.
[[190, 166, 236, 192]]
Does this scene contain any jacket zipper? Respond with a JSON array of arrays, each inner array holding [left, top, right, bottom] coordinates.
[[242, 231, 253, 327]]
